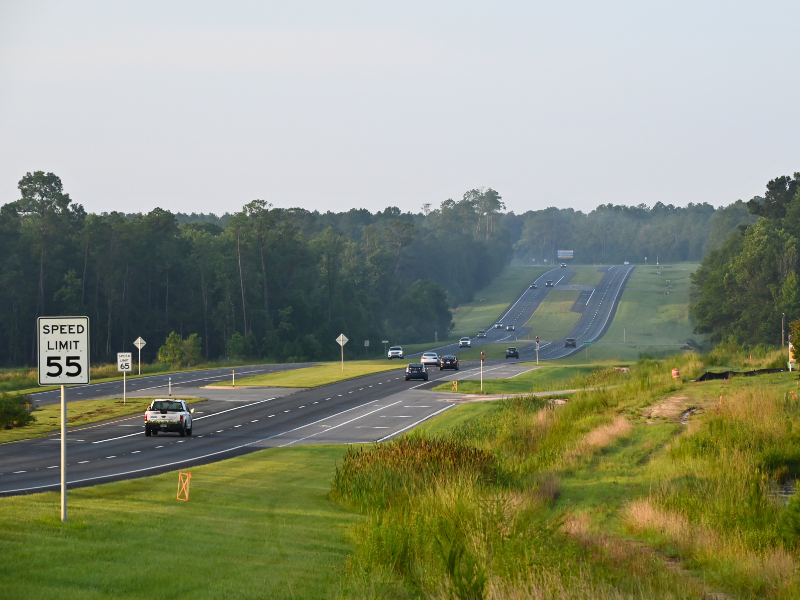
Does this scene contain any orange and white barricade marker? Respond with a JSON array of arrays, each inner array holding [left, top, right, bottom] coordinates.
[[452, 380, 458, 391], [177, 472, 192, 501]]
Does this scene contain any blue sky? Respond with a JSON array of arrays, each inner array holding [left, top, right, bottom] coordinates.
[[1, 1, 799, 215]]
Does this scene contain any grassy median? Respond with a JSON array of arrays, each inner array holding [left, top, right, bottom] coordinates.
[[568, 265, 605, 286], [211, 361, 406, 388], [524, 289, 581, 340], [431, 365, 602, 395], [0, 397, 203, 445], [0, 445, 357, 599]]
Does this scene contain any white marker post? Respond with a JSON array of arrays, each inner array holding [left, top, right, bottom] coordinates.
[[336, 334, 349, 371], [38, 316, 90, 523], [480, 351, 484, 392], [133, 337, 146, 375], [536, 336, 540, 365], [117, 352, 132, 404]]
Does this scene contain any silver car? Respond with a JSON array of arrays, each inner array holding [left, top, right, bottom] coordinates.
[[421, 352, 440, 367], [459, 337, 471, 348]]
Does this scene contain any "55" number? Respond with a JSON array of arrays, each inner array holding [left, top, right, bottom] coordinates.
[[46, 356, 83, 377]]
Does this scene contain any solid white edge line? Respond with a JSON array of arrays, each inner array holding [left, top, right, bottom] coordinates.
[[376, 405, 455, 442]]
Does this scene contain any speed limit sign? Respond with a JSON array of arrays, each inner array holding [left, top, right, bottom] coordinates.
[[38, 317, 90, 385]]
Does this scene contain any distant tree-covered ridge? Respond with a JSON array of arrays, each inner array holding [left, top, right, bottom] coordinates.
[[691, 173, 800, 345], [0, 172, 744, 366]]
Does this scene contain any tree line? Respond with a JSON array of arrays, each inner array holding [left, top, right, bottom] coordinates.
[[692, 173, 800, 345], [0, 171, 752, 367]]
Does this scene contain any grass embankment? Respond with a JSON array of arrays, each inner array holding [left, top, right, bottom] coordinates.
[[450, 265, 547, 338], [0, 445, 356, 599], [212, 361, 406, 388], [524, 290, 581, 340], [559, 263, 702, 363], [431, 365, 614, 395], [0, 397, 203, 444], [568, 265, 605, 286], [329, 351, 800, 598]]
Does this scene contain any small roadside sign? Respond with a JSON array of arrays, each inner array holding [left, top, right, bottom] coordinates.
[[117, 352, 132, 372], [364, 340, 369, 347], [583, 341, 592, 345], [336, 334, 349, 346], [133, 337, 146, 350], [38, 316, 90, 385]]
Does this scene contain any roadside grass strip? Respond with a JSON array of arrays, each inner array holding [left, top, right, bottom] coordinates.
[[567, 265, 605, 286], [523, 289, 581, 340], [0, 445, 356, 599], [431, 365, 603, 394], [212, 361, 406, 388], [0, 397, 203, 444], [449, 265, 548, 337]]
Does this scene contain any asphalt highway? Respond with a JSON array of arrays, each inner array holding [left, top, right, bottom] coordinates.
[[0, 360, 533, 496]]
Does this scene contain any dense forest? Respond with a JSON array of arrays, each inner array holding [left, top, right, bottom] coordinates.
[[0, 171, 750, 367], [692, 173, 800, 345]]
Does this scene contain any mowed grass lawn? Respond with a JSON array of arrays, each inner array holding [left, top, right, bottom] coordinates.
[[0, 445, 357, 599], [213, 361, 406, 388], [431, 365, 595, 394], [0, 397, 203, 444], [524, 290, 581, 340], [450, 265, 547, 338], [568, 265, 605, 286]]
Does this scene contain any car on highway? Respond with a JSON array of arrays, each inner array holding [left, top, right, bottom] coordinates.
[[494, 323, 503, 329], [145, 399, 194, 437], [440, 355, 459, 370], [387, 346, 404, 359], [545, 280, 553, 287], [421, 352, 440, 367], [477, 330, 487, 338], [561, 263, 567, 268], [529, 283, 537, 289], [565, 338, 577, 347], [405, 363, 428, 381], [505, 347, 519, 359], [459, 337, 471, 348], [506, 324, 515, 332]]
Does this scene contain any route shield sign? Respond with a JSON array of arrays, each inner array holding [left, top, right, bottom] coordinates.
[[38, 316, 90, 385], [117, 352, 132, 372]]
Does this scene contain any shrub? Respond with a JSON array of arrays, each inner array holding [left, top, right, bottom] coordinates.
[[0, 393, 36, 429]]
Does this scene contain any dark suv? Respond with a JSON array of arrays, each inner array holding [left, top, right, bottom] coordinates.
[[405, 363, 428, 381], [440, 355, 459, 371], [506, 347, 519, 359], [545, 280, 553, 287], [565, 338, 577, 348]]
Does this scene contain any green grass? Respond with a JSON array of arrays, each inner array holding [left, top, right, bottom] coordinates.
[[569, 265, 605, 286], [212, 360, 406, 388], [0, 445, 357, 600], [455, 341, 530, 360], [431, 365, 602, 394], [524, 289, 581, 340], [0, 397, 204, 444], [450, 265, 548, 338]]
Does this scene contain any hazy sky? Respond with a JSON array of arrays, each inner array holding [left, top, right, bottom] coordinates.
[[1, 1, 799, 216]]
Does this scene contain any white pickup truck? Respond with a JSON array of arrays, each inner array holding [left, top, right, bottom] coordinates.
[[145, 399, 194, 437]]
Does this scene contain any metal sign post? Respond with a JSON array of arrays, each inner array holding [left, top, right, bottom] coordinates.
[[583, 340, 592, 361], [38, 316, 90, 523], [117, 352, 132, 404], [364, 339, 369, 358], [336, 334, 349, 371], [133, 337, 146, 375], [382, 340, 389, 356], [480, 351, 484, 392], [536, 336, 540, 365]]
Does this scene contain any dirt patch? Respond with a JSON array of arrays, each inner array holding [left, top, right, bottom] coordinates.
[[642, 395, 704, 424]]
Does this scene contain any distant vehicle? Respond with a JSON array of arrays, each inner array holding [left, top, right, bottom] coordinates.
[[440, 355, 459, 370], [623, 261, 630, 265], [545, 281, 553, 287], [387, 346, 404, 359], [506, 325, 515, 331], [505, 347, 519, 359], [477, 330, 487, 338], [494, 323, 503, 329], [565, 338, 577, 348], [421, 352, 440, 367], [145, 399, 194, 437], [529, 283, 537, 289], [560, 263, 567, 268], [459, 337, 471, 348], [405, 363, 428, 381]]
